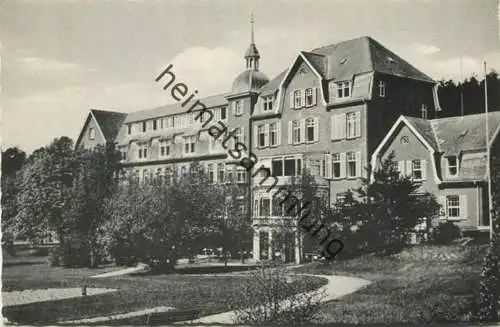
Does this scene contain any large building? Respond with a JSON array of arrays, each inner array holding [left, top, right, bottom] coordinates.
[[76, 22, 441, 263]]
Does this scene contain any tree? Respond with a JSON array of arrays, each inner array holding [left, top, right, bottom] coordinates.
[[16, 137, 76, 243], [326, 153, 440, 257]]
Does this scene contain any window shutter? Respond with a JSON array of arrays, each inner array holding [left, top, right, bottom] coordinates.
[[300, 119, 306, 143], [232, 102, 236, 115], [397, 160, 405, 176], [421, 159, 427, 180], [324, 153, 332, 179], [340, 152, 347, 178], [406, 160, 413, 178], [312, 87, 317, 105], [459, 195, 468, 219], [438, 195, 447, 217], [276, 122, 282, 145], [355, 152, 362, 177], [300, 89, 305, 107], [339, 113, 347, 139], [288, 121, 293, 144], [355, 111, 361, 137], [264, 124, 269, 146], [253, 126, 258, 148], [313, 117, 319, 142], [240, 126, 245, 143], [290, 91, 295, 109]]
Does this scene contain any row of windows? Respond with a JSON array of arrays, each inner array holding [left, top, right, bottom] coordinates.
[[127, 107, 228, 135], [132, 164, 247, 184], [331, 112, 361, 140], [324, 152, 363, 179], [396, 159, 427, 181], [290, 87, 317, 109]]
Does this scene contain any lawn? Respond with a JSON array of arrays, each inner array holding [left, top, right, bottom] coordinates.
[[294, 243, 488, 324], [2, 260, 327, 325]]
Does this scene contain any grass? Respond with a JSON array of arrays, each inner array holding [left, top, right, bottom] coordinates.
[[2, 260, 327, 325], [294, 243, 487, 324]]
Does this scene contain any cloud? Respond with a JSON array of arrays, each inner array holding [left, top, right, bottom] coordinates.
[[15, 56, 97, 74], [410, 42, 440, 55], [156, 46, 241, 96]]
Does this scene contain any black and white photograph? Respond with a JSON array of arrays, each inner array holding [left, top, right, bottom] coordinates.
[[1, 0, 500, 325]]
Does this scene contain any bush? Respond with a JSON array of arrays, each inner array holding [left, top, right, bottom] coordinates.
[[478, 238, 500, 321], [429, 221, 462, 245], [226, 263, 325, 324]]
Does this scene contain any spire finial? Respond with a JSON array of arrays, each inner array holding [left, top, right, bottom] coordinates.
[[250, 13, 255, 44]]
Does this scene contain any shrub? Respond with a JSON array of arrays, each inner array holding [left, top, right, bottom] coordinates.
[[227, 263, 325, 324], [429, 221, 462, 245], [478, 238, 500, 321]]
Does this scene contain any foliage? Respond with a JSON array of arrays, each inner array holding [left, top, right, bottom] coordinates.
[[325, 153, 440, 257], [16, 137, 76, 243], [437, 72, 500, 117], [429, 221, 462, 245], [103, 161, 226, 271], [227, 263, 325, 324]]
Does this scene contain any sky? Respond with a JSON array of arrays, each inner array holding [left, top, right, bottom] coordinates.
[[1, 0, 500, 154]]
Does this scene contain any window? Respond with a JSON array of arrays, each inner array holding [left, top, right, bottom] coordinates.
[[234, 127, 244, 144], [153, 120, 157, 130], [259, 198, 271, 217], [234, 100, 243, 116], [236, 168, 246, 183], [180, 166, 187, 178], [335, 193, 346, 204], [378, 80, 386, 97], [159, 140, 170, 157], [88, 127, 95, 140], [332, 153, 342, 178], [263, 96, 273, 111], [269, 123, 277, 146], [142, 121, 147, 132], [225, 167, 233, 183], [305, 88, 314, 106], [138, 143, 148, 159], [128, 125, 132, 135], [447, 156, 458, 176], [292, 120, 301, 144], [346, 112, 361, 138], [168, 117, 174, 128], [207, 164, 214, 183], [184, 135, 196, 154], [446, 195, 460, 218], [305, 118, 317, 143], [421, 104, 428, 119], [143, 169, 150, 183], [217, 163, 225, 183], [293, 90, 302, 108], [411, 159, 422, 180], [258, 125, 266, 148], [331, 113, 346, 140], [220, 107, 227, 120], [271, 158, 283, 176], [120, 148, 127, 161], [336, 81, 351, 98], [346, 151, 357, 178]]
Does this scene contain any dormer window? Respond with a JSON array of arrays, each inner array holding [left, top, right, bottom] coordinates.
[[336, 81, 351, 99], [142, 121, 147, 133], [88, 127, 95, 140], [159, 140, 170, 157], [447, 156, 459, 177], [128, 124, 132, 135], [378, 80, 386, 97], [421, 104, 428, 119], [262, 96, 273, 111], [153, 120, 158, 131], [138, 143, 148, 159]]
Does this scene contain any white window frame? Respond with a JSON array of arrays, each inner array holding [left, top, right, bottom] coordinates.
[[88, 127, 95, 140], [346, 151, 358, 178], [217, 163, 225, 183], [305, 88, 314, 106], [257, 124, 266, 148], [159, 140, 170, 158], [263, 96, 273, 111], [292, 120, 301, 144], [378, 80, 386, 97], [269, 123, 278, 146], [305, 117, 316, 143], [234, 100, 243, 116], [336, 81, 351, 99], [293, 90, 302, 108], [236, 168, 246, 184], [447, 156, 459, 177], [421, 104, 428, 119], [207, 164, 215, 183], [332, 153, 342, 179], [137, 143, 148, 160], [184, 135, 196, 154], [446, 195, 460, 219], [411, 159, 423, 181]]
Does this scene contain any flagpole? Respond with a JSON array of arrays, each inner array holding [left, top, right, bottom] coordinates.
[[484, 61, 493, 240]]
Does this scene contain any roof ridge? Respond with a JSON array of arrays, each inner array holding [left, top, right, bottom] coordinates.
[[429, 119, 441, 152], [310, 35, 369, 53]]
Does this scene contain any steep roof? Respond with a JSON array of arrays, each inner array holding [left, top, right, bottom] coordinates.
[[124, 93, 229, 123], [259, 69, 288, 95], [431, 112, 500, 155], [90, 109, 127, 142], [258, 36, 434, 95]]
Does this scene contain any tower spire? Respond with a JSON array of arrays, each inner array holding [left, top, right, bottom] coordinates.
[[244, 13, 260, 70]]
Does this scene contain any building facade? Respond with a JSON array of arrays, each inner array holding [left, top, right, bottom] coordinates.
[[371, 112, 500, 232], [76, 26, 441, 263]]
